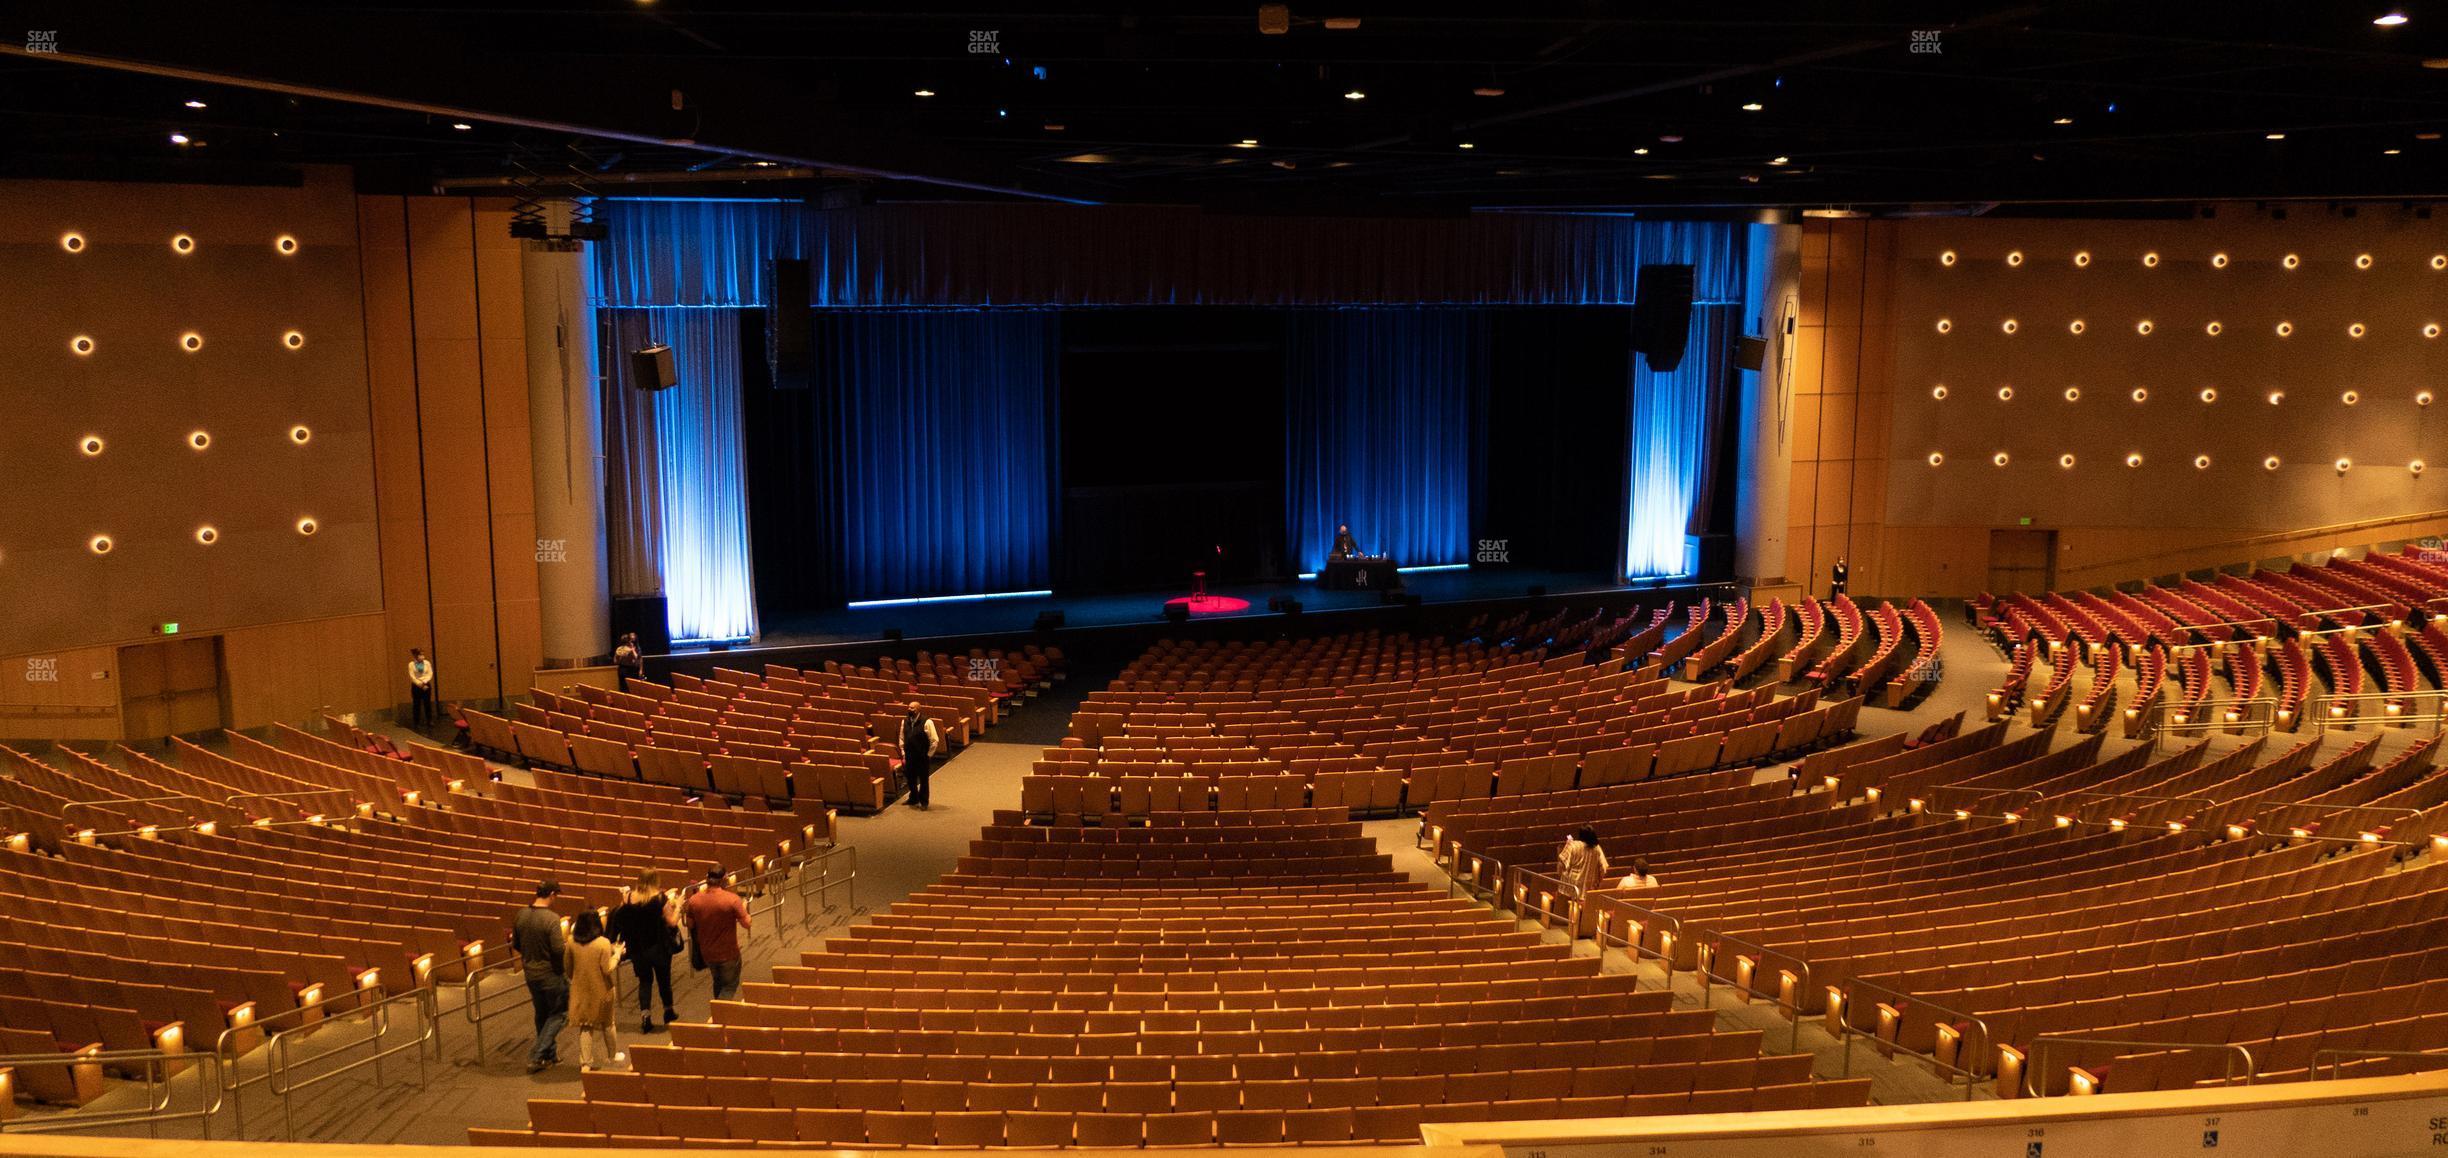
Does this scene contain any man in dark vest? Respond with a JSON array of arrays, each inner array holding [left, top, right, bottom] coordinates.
[[1332, 524, 1359, 559], [900, 700, 941, 810]]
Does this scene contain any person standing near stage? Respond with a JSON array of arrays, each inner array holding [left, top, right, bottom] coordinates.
[[407, 648, 438, 729], [1830, 558, 1849, 598], [900, 700, 942, 811], [613, 633, 644, 690]]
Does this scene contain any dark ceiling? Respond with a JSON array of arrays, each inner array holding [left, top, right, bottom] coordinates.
[[3, 2, 2445, 214]]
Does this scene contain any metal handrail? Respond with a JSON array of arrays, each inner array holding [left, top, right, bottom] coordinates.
[[1581, 893, 1681, 990], [796, 843, 858, 928], [2148, 695, 2279, 738], [1698, 929, 1813, 1055], [2054, 790, 2220, 827], [225, 788, 362, 820], [461, 940, 543, 1061], [0, 1047, 223, 1136], [2028, 1035, 2254, 1097], [2312, 1046, 2448, 1080], [261, 984, 437, 1139], [214, 980, 425, 1136], [2243, 802, 2424, 842], [2306, 688, 2448, 734], [1836, 976, 1993, 1101], [1925, 785, 2044, 817], [58, 794, 221, 835]]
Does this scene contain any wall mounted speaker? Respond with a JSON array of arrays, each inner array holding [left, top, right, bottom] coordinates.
[[629, 344, 677, 392], [1631, 264, 1696, 372], [1733, 334, 1768, 371]]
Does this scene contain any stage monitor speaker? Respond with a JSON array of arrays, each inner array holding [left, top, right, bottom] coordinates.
[[766, 258, 812, 391], [1032, 610, 1065, 632], [1163, 604, 1191, 625], [610, 595, 670, 657], [1281, 599, 1303, 617], [629, 344, 677, 392], [1733, 334, 1768, 371], [1631, 264, 1696, 372]]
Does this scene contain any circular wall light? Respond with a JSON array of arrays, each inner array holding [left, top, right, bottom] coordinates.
[[2414, 461, 2429, 476], [2275, 321, 2294, 337], [188, 430, 210, 450], [283, 330, 305, 349], [2206, 321, 2226, 336], [2425, 324, 2441, 339], [2356, 254, 2374, 270], [2194, 455, 2213, 470], [289, 425, 313, 444], [2212, 253, 2230, 268], [2282, 253, 2301, 270], [2343, 390, 2362, 406], [1928, 452, 1945, 467], [180, 332, 203, 352], [2006, 250, 2025, 266], [2336, 458, 2354, 473], [2420, 391, 2437, 407], [2348, 323, 2367, 339], [2131, 387, 2151, 403], [276, 235, 299, 255], [2200, 387, 2220, 403], [2135, 320, 2155, 335], [2125, 453, 2145, 468], [1930, 385, 1949, 400], [1997, 385, 2016, 401], [89, 535, 113, 555], [2269, 390, 2287, 405], [1992, 451, 2011, 467], [2433, 255, 2448, 271], [60, 233, 85, 253], [1939, 251, 1957, 266], [2074, 251, 2092, 267], [171, 234, 195, 255], [1935, 319, 1953, 334], [195, 526, 218, 546], [296, 517, 319, 536], [79, 435, 104, 457], [2063, 386, 2082, 402], [2068, 319, 2086, 335], [2264, 456, 2283, 471], [2002, 318, 2020, 334], [2059, 453, 2077, 469], [70, 335, 94, 356], [2143, 252, 2161, 267]]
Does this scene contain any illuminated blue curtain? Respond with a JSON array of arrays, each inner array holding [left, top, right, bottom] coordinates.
[[594, 199, 1749, 309], [1624, 304, 1744, 579], [823, 312, 1056, 601], [602, 309, 760, 643], [1285, 310, 1474, 575]]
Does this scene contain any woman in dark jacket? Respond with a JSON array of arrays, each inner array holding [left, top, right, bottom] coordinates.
[[607, 869, 681, 1033]]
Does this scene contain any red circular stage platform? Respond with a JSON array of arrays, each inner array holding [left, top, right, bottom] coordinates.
[[1162, 595, 1252, 615]]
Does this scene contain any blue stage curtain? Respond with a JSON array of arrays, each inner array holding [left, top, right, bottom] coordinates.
[[821, 312, 1056, 602], [601, 308, 761, 643], [1624, 303, 1745, 579], [1285, 310, 1475, 575], [595, 199, 1749, 309]]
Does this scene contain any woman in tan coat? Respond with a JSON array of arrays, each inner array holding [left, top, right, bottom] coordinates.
[[1555, 826, 1609, 937], [564, 909, 624, 1070]]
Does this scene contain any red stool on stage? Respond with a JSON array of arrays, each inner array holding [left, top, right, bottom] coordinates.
[[1191, 570, 1207, 600]]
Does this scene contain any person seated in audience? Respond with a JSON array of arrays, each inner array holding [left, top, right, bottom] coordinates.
[[609, 869, 682, 1034], [683, 866, 752, 1003], [564, 909, 626, 1071], [512, 880, 569, 1073], [1618, 860, 1661, 890]]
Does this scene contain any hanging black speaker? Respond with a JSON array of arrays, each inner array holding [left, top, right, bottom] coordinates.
[[766, 258, 812, 391], [1631, 264, 1696, 372], [629, 344, 677, 392], [1733, 334, 1768, 371]]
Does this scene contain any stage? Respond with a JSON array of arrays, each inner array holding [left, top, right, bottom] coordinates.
[[668, 567, 1707, 660]]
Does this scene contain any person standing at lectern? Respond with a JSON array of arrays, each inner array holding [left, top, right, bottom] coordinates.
[[1830, 558, 1849, 598], [1332, 524, 1359, 560]]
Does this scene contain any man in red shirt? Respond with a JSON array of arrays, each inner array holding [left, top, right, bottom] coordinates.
[[683, 866, 752, 1003]]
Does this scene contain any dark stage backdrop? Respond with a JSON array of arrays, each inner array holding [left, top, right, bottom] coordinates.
[[1474, 309, 1637, 575], [1058, 311, 1286, 593], [745, 312, 1058, 614]]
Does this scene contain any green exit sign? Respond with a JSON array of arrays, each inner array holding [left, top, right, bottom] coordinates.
[[159, 622, 180, 635], [2018, 517, 2033, 527]]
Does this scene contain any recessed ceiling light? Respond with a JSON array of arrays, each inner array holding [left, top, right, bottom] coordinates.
[[184, 99, 207, 109], [1658, 134, 1682, 143], [1344, 90, 1367, 101], [1236, 139, 1259, 148], [2052, 117, 2073, 125], [1458, 142, 1475, 150], [1768, 155, 1789, 165], [1472, 86, 1505, 98], [913, 89, 936, 98], [2266, 132, 2287, 140], [1632, 147, 1649, 155], [169, 132, 190, 145], [2375, 11, 2409, 25], [1741, 102, 1764, 112], [450, 122, 473, 131], [2386, 148, 2403, 155]]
